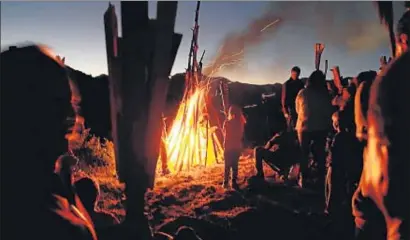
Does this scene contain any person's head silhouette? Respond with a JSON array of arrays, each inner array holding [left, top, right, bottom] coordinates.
[[74, 177, 100, 212]]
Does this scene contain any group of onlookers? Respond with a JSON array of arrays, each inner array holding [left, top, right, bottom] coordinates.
[[250, 9, 410, 240], [1, 6, 408, 240]]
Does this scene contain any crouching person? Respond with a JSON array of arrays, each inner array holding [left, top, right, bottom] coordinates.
[[223, 105, 246, 190], [253, 130, 300, 181]]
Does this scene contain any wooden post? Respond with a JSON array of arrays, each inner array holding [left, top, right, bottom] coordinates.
[[104, 3, 122, 179], [144, 2, 182, 188], [104, 1, 181, 237]]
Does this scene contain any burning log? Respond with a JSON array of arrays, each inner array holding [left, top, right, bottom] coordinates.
[[163, 1, 224, 172], [324, 59, 329, 77], [199, 49, 206, 73], [104, 1, 181, 236]]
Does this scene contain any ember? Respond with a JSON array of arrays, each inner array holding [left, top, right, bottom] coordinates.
[[158, 1, 225, 173], [161, 3, 283, 173]]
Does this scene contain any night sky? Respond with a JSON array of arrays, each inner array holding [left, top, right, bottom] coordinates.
[[1, 1, 406, 84]]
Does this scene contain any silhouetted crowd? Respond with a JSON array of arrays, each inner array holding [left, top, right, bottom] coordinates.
[[1, 7, 409, 240], [251, 10, 410, 240]]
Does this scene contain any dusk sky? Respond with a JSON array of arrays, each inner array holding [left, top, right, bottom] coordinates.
[[1, 1, 406, 84]]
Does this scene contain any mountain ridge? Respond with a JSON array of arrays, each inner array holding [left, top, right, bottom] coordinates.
[[66, 67, 350, 141]]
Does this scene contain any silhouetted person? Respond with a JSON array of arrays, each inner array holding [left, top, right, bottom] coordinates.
[[352, 11, 409, 240], [351, 66, 385, 240], [338, 71, 376, 134], [223, 105, 246, 190], [295, 70, 333, 189], [281, 66, 304, 131], [325, 111, 362, 217], [0, 45, 97, 240], [53, 154, 79, 204], [253, 130, 300, 180], [75, 177, 120, 228], [353, 71, 378, 141]]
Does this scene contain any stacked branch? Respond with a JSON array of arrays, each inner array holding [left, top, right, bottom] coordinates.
[[164, 1, 224, 172]]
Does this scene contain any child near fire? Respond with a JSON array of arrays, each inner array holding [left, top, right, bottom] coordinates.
[[325, 111, 363, 216], [223, 105, 246, 190]]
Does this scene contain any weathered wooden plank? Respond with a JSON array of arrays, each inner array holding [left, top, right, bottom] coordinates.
[[117, 2, 152, 229], [121, 2, 149, 39], [104, 3, 123, 180], [104, 2, 182, 234], [144, 1, 180, 188], [170, 33, 183, 73], [119, 1, 150, 183]]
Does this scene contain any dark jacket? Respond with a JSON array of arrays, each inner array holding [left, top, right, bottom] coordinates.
[[281, 78, 304, 115], [264, 131, 300, 164], [326, 131, 363, 182]]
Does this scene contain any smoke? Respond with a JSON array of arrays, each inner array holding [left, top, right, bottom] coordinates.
[[202, 12, 282, 76], [263, 2, 388, 53], [203, 2, 390, 80], [347, 22, 390, 52]]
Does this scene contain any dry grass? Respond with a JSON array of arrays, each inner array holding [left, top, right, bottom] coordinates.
[[72, 136, 281, 229], [147, 148, 277, 230], [68, 129, 342, 240], [72, 133, 329, 240], [71, 131, 126, 221]]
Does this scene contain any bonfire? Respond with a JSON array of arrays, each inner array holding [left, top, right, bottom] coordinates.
[[164, 77, 224, 172], [160, 1, 282, 173], [161, 2, 225, 173]]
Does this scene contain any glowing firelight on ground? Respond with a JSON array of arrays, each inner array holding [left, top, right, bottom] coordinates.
[[163, 84, 224, 173]]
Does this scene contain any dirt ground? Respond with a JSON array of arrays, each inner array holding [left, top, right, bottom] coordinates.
[[85, 148, 351, 240]]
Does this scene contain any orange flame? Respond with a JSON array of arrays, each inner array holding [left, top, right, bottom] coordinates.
[[162, 84, 224, 173]]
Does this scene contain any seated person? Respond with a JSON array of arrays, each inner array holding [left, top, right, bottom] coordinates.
[[253, 130, 301, 180], [74, 177, 120, 228]]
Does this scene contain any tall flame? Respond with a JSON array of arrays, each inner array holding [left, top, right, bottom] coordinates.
[[163, 83, 224, 173]]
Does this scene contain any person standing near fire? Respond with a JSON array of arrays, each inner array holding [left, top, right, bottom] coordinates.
[[223, 105, 246, 190], [281, 66, 304, 131]]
